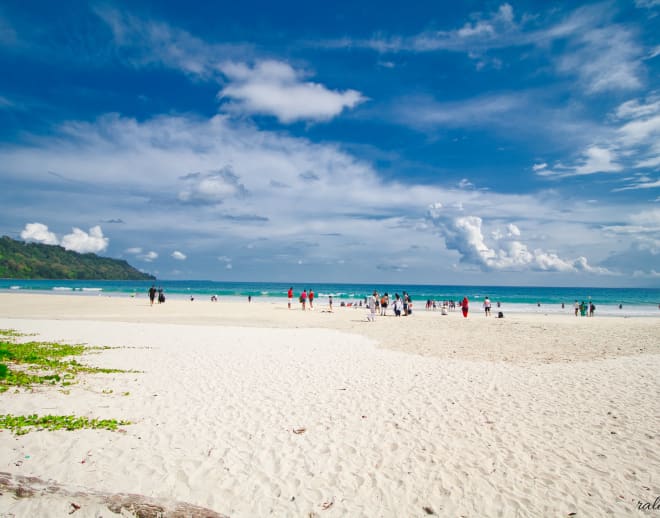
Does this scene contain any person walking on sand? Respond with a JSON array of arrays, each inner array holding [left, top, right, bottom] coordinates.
[[300, 289, 307, 310], [329, 295, 333, 312], [309, 289, 314, 309], [288, 287, 293, 309], [148, 285, 156, 306], [461, 296, 469, 318]]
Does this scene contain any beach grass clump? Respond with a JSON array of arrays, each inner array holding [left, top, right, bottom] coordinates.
[[0, 413, 131, 435], [0, 329, 131, 392]]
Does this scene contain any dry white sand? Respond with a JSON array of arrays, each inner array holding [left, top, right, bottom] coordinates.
[[0, 293, 659, 517]]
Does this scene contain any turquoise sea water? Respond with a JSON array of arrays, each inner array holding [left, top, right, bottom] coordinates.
[[1, 279, 659, 316]]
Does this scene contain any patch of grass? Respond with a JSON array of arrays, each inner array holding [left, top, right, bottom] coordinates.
[[0, 329, 34, 338], [0, 413, 131, 435], [0, 329, 134, 392]]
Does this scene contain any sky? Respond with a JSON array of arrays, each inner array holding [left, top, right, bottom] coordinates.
[[0, 1, 659, 287]]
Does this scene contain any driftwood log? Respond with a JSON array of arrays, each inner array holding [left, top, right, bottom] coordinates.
[[0, 471, 228, 517]]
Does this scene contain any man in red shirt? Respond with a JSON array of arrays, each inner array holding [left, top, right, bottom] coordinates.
[[309, 289, 314, 309], [301, 290, 307, 310], [287, 287, 293, 309]]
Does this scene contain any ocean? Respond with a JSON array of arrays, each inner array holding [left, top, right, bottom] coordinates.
[[1, 279, 659, 317]]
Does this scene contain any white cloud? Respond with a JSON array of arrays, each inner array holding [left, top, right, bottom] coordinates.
[[537, 95, 660, 179], [574, 146, 622, 175], [178, 168, 247, 204], [392, 92, 527, 130], [140, 251, 158, 262], [95, 11, 364, 124], [171, 250, 186, 260], [20, 222, 59, 245], [125, 247, 142, 254], [554, 22, 643, 94], [427, 204, 611, 274], [94, 6, 249, 79], [325, 4, 646, 95], [613, 178, 660, 191], [1, 108, 651, 280], [458, 178, 474, 189], [60, 226, 109, 254], [219, 60, 366, 123], [20, 222, 109, 254], [532, 163, 547, 172]]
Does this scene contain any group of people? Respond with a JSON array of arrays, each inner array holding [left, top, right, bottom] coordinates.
[[283, 288, 508, 320], [148, 285, 166, 305], [365, 291, 414, 320], [458, 296, 504, 318], [573, 300, 596, 317], [288, 287, 316, 310]]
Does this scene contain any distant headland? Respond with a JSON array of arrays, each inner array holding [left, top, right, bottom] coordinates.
[[0, 236, 155, 280]]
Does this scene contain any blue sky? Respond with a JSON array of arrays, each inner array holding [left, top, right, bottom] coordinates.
[[1, 1, 659, 286]]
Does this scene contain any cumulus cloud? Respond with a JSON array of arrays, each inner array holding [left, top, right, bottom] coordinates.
[[218, 60, 366, 123], [427, 204, 610, 274], [171, 250, 186, 260], [95, 10, 364, 124], [20, 223, 109, 254], [60, 226, 109, 254], [0, 103, 646, 280], [20, 222, 59, 245]]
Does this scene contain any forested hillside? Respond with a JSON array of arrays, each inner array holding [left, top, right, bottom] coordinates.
[[0, 236, 155, 280]]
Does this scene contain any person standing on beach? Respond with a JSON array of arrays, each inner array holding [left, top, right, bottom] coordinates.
[[483, 296, 491, 316], [287, 287, 293, 309], [309, 289, 314, 309], [393, 294, 402, 316], [574, 300, 579, 316], [300, 289, 307, 310], [380, 293, 389, 316], [148, 285, 156, 306], [329, 295, 333, 312], [367, 291, 377, 321], [461, 296, 469, 318]]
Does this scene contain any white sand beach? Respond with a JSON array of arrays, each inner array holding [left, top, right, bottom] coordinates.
[[1, 293, 659, 517]]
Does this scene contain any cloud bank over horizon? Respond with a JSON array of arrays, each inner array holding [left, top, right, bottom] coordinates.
[[1, 1, 658, 286]]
